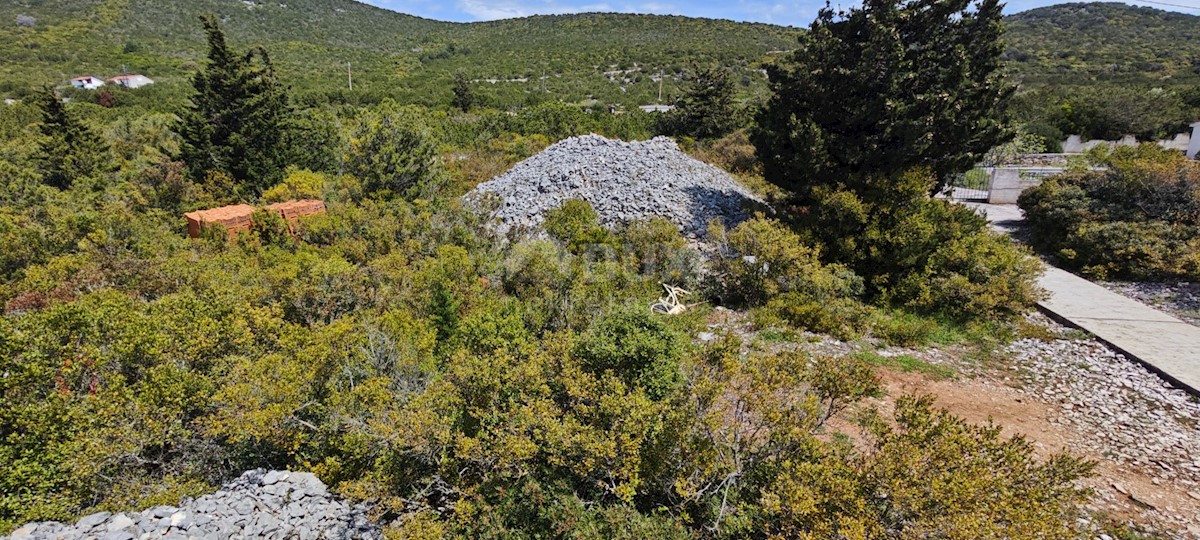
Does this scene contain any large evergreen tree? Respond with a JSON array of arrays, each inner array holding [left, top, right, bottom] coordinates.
[[666, 66, 739, 139], [178, 15, 291, 197], [753, 0, 1013, 200], [31, 87, 109, 190]]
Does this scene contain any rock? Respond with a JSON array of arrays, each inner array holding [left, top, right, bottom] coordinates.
[[261, 471, 289, 485], [7, 525, 36, 539], [77, 512, 112, 530], [100, 532, 134, 540], [697, 332, 718, 342], [3, 470, 380, 540], [107, 515, 136, 532]]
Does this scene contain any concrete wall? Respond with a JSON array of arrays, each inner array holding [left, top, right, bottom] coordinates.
[[987, 167, 1060, 204]]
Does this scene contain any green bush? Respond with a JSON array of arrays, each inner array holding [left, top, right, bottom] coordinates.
[[346, 101, 443, 200], [710, 216, 863, 307], [544, 199, 614, 254], [574, 305, 685, 400], [802, 171, 1042, 322], [1019, 147, 1200, 280]]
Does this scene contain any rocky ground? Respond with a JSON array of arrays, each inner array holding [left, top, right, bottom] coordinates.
[[468, 134, 764, 241], [4, 470, 380, 540], [1101, 281, 1200, 327]]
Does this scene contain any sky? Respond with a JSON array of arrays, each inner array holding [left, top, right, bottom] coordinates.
[[361, 0, 1198, 27]]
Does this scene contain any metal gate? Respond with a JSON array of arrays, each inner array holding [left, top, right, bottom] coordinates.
[[945, 169, 991, 202]]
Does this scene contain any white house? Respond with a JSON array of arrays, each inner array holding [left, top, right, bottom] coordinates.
[[70, 76, 105, 90], [1189, 122, 1200, 160], [108, 74, 154, 89]]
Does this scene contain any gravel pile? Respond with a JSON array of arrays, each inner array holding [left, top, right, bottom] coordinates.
[[468, 134, 764, 240], [5, 470, 379, 540]]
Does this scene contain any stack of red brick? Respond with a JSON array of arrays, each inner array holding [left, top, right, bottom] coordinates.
[[184, 200, 326, 239], [265, 199, 327, 234]]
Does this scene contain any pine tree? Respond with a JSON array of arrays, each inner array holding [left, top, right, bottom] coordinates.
[[668, 66, 739, 139], [452, 72, 474, 112], [753, 0, 1013, 200], [31, 87, 109, 189], [178, 15, 292, 197]]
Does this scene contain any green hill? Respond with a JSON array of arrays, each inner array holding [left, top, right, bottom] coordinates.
[[1, 0, 1196, 109], [1004, 2, 1200, 85], [0, 0, 799, 108]]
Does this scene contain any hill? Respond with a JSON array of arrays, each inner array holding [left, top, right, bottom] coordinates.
[[0, 0, 799, 108], [1004, 2, 1200, 85], [1, 0, 1197, 109]]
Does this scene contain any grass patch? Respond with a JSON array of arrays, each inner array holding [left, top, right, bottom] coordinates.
[[853, 351, 957, 379]]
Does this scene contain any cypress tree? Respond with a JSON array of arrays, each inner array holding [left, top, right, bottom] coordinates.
[[178, 15, 291, 197], [31, 87, 109, 189], [452, 72, 474, 112], [753, 0, 1013, 200]]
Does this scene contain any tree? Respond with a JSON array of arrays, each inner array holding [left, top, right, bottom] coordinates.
[[664, 66, 739, 139], [31, 87, 109, 189], [753, 0, 1014, 200], [177, 15, 292, 198], [451, 72, 474, 112], [346, 101, 442, 199]]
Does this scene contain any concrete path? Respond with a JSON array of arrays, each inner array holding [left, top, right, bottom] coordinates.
[[966, 203, 1200, 395]]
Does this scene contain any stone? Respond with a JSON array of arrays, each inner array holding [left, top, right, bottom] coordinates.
[[78, 512, 113, 530], [107, 514, 136, 532], [101, 532, 135, 540], [261, 471, 289, 485], [8, 524, 37, 538]]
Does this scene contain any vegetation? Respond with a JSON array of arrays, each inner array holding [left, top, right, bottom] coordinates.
[[658, 66, 739, 140], [31, 86, 111, 190], [1019, 144, 1200, 280], [753, 0, 1042, 322], [178, 15, 292, 197], [0, 2, 1120, 538], [754, 0, 1012, 195]]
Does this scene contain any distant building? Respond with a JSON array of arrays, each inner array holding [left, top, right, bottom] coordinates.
[[108, 74, 155, 89], [638, 104, 675, 113], [1189, 122, 1200, 160], [70, 76, 105, 90]]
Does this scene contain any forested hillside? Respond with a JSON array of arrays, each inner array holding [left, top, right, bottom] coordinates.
[[0, 0, 798, 108], [5, 0, 1195, 110], [1005, 2, 1200, 85]]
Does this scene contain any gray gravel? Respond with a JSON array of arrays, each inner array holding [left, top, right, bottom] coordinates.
[[4, 470, 379, 540], [468, 134, 764, 240], [1006, 332, 1200, 537]]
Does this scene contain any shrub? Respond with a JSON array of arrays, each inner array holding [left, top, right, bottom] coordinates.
[[761, 395, 1094, 539], [261, 168, 326, 202], [544, 199, 613, 254], [1019, 147, 1200, 280], [802, 171, 1042, 322], [574, 305, 685, 400], [346, 102, 442, 199], [710, 216, 863, 307], [618, 218, 698, 287]]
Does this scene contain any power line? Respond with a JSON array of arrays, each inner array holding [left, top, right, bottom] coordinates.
[[1130, 0, 1200, 11]]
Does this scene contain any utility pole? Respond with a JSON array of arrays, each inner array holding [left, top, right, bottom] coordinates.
[[657, 69, 663, 103], [347, 62, 353, 91]]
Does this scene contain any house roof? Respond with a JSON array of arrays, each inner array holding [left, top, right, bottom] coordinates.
[[71, 76, 101, 81]]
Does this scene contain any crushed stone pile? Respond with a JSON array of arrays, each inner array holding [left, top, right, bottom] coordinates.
[[5, 470, 379, 540], [468, 134, 764, 240]]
